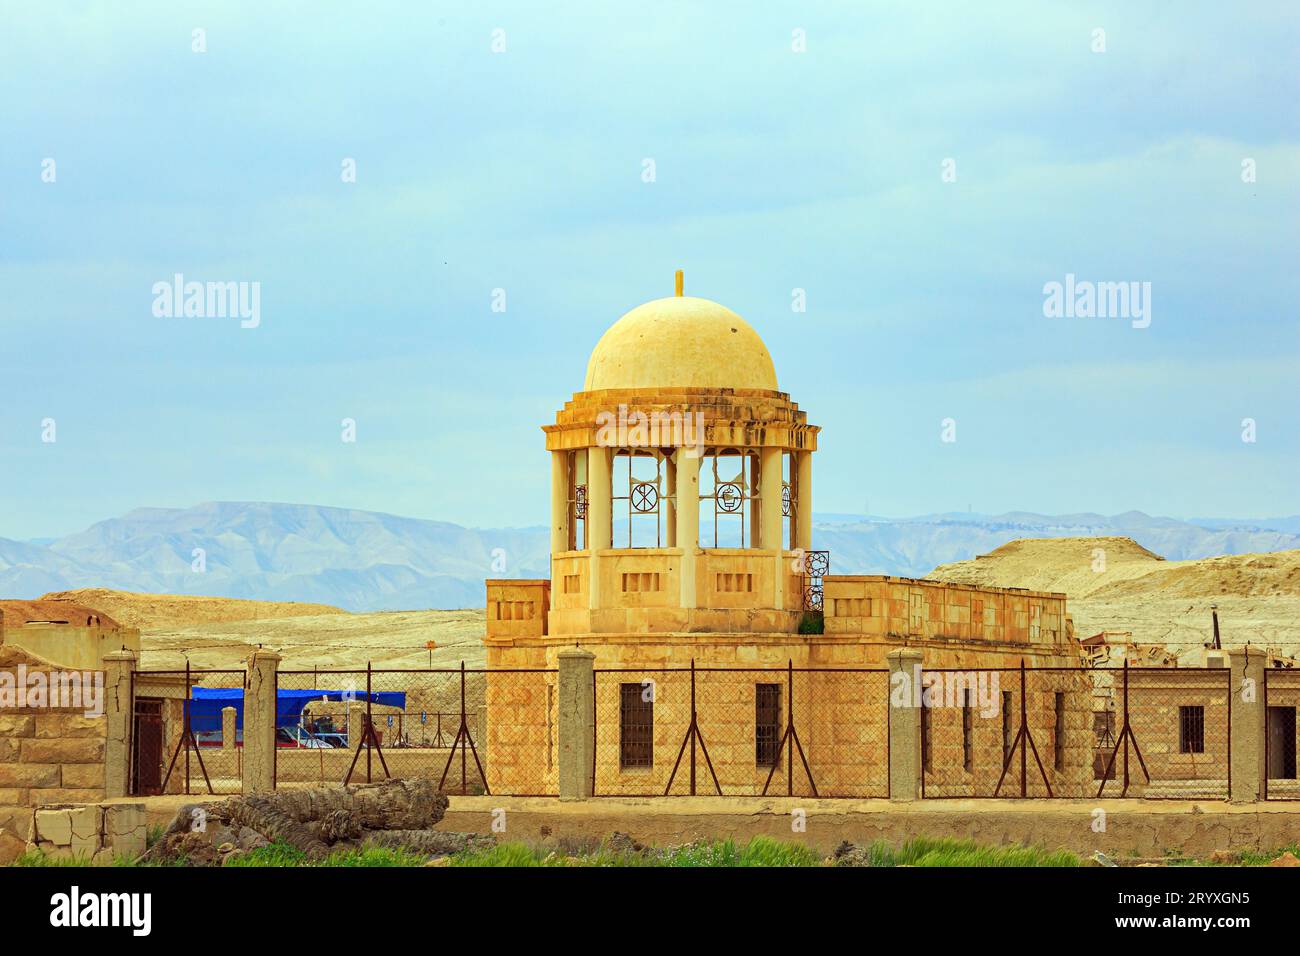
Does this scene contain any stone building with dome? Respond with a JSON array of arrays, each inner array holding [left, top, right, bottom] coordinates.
[[482, 274, 1088, 798]]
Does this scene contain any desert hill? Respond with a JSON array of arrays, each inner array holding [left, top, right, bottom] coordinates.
[[132, 607, 488, 672], [40, 588, 347, 630], [930, 538, 1300, 660], [32, 588, 486, 671], [0, 598, 123, 630]]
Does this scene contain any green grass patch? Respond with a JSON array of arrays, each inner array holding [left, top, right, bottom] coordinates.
[[220, 842, 433, 867], [856, 837, 1078, 867], [450, 837, 823, 868], [12, 849, 147, 868], [13, 835, 1081, 869]]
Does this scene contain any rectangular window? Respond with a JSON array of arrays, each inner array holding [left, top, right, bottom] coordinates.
[[1053, 692, 1066, 771], [755, 684, 781, 767], [546, 684, 555, 771], [962, 690, 973, 771], [1002, 691, 1014, 764], [619, 682, 653, 769], [921, 700, 932, 773], [1179, 705, 1205, 754]]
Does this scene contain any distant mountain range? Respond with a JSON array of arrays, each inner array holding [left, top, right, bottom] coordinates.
[[1, 502, 1297, 613]]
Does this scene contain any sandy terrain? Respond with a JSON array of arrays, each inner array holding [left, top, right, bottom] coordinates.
[[36, 588, 487, 670], [41, 589, 347, 629], [130, 608, 489, 671], [929, 537, 1300, 661]]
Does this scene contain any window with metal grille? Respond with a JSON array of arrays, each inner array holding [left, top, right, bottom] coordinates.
[[961, 690, 973, 771], [619, 682, 653, 769], [1002, 691, 1013, 764], [755, 684, 781, 767], [1179, 705, 1205, 754], [1053, 692, 1066, 771], [921, 700, 932, 773]]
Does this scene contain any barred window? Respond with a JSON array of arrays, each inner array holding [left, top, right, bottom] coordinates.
[[619, 682, 653, 768], [755, 684, 781, 767], [1054, 692, 1066, 771], [1179, 705, 1205, 754], [961, 690, 973, 771], [1002, 691, 1013, 763], [921, 700, 932, 773]]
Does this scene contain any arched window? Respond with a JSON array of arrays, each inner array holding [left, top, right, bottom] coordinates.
[[613, 450, 666, 548], [698, 448, 759, 548]]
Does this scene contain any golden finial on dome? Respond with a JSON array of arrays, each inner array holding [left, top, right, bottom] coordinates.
[[675, 269, 683, 296]]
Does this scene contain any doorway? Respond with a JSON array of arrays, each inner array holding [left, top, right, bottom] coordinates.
[[131, 697, 165, 795], [1267, 706, 1296, 780]]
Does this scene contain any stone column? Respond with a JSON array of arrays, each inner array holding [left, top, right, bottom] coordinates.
[[587, 445, 612, 610], [1229, 646, 1266, 803], [557, 648, 596, 800], [550, 450, 569, 555], [221, 706, 237, 751], [760, 445, 784, 609], [102, 648, 137, 799], [887, 649, 923, 801], [242, 649, 280, 795], [796, 450, 813, 551], [675, 449, 700, 608]]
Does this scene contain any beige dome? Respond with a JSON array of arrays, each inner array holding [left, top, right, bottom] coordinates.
[[583, 295, 778, 392]]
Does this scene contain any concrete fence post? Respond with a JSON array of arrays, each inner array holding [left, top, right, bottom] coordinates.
[[102, 648, 138, 799], [887, 648, 923, 802], [557, 647, 596, 800], [1229, 646, 1267, 803], [243, 649, 281, 794], [221, 706, 237, 751], [348, 703, 368, 748]]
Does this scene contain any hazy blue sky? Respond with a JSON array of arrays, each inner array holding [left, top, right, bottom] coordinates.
[[2, 2, 1297, 539]]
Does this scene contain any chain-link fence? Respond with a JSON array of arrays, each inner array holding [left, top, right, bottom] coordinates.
[[920, 667, 1094, 798], [129, 666, 246, 796], [129, 660, 1236, 803], [1105, 666, 1231, 799], [918, 665, 1231, 800], [274, 666, 557, 795], [592, 665, 889, 798]]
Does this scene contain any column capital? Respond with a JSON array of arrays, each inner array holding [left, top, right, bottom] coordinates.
[[886, 648, 924, 666]]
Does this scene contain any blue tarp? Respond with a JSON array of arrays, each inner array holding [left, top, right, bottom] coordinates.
[[187, 687, 406, 734]]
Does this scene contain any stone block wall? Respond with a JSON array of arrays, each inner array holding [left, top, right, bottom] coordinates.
[[0, 705, 108, 831], [19, 802, 146, 864], [483, 670, 557, 796]]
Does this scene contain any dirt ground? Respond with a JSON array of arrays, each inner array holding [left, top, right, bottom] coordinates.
[[110, 792, 1300, 860]]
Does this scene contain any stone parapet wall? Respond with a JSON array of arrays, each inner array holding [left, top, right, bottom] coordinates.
[[824, 576, 1069, 648]]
